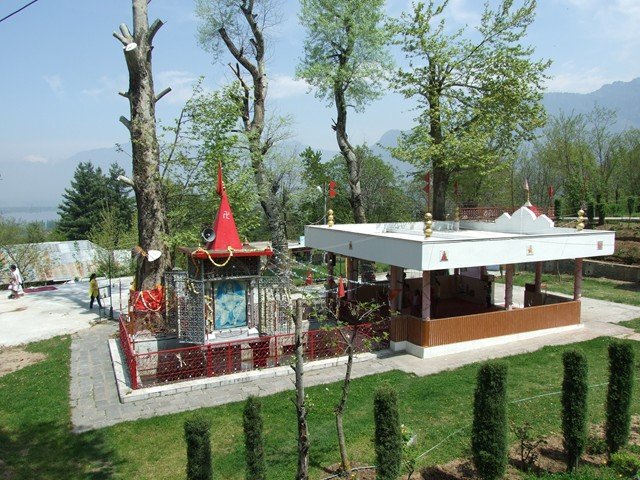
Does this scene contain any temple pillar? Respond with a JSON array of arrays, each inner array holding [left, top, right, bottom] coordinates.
[[389, 266, 403, 312], [534, 262, 543, 293], [505, 264, 515, 311], [422, 270, 431, 320], [573, 258, 583, 300], [346, 257, 357, 301]]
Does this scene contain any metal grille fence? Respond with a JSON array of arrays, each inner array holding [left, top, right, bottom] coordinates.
[[119, 317, 389, 389]]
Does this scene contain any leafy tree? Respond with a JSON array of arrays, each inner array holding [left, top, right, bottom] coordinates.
[[184, 414, 213, 480], [88, 206, 137, 278], [196, 0, 290, 276], [158, 81, 261, 264], [561, 350, 588, 472], [471, 362, 508, 480], [605, 341, 634, 456], [391, 0, 549, 220], [113, 0, 171, 290], [243, 396, 266, 480], [297, 0, 392, 224], [57, 162, 109, 240], [374, 385, 403, 480]]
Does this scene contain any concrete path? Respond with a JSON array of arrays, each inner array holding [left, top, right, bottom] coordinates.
[[0, 277, 129, 347], [69, 286, 640, 433]]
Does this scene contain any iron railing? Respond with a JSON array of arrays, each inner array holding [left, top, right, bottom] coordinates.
[[119, 317, 388, 389]]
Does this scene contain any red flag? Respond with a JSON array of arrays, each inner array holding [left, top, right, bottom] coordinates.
[[216, 161, 224, 196], [337, 276, 345, 298], [548, 185, 554, 198], [423, 172, 431, 194]]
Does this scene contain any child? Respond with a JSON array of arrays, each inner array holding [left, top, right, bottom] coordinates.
[[89, 274, 102, 309]]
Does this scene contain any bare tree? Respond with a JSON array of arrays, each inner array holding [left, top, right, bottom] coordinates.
[[292, 299, 310, 480], [113, 0, 171, 290], [196, 0, 289, 276]]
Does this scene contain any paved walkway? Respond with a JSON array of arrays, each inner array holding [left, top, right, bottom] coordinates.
[[69, 289, 640, 433]]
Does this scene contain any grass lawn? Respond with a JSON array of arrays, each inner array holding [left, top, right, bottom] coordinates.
[[619, 317, 640, 333], [2, 335, 640, 479], [498, 271, 640, 307]]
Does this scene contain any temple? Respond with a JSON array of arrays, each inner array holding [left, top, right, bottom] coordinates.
[[304, 206, 615, 357]]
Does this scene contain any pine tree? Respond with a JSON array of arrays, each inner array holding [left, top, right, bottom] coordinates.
[[605, 341, 634, 455], [374, 385, 403, 480], [472, 362, 508, 480], [243, 395, 266, 480], [561, 350, 588, 472], [184, 414, 213, 480], [57, 162, 108, 240]]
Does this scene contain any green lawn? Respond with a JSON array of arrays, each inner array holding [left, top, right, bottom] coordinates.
[[499, 271, 640, 307], [1, 336, 639, 479], [619, 317, 640, 333]]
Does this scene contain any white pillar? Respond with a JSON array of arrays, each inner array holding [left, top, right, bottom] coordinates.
[[505, 264, 515, 311], [573, 258, 583, 301]]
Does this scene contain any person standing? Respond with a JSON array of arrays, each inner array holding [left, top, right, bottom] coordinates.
[[8, 265, 24, 299], [89, 273, 102, 309]]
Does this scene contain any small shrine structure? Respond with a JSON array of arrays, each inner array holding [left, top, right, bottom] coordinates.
[[118, 164, 386, 391], [305, 205, 615, 358]]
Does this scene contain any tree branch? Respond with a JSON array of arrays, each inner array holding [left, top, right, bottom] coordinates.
[[118, 91, 130, 99], [219, 27, 258, 77], [148, 18, 164, 44], [154, 87, 171, 103], [119, 116, 132, 131]]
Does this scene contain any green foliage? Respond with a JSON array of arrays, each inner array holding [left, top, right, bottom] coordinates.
[[296, 0, 392, 111], [609, 451, 640, 478], [472, 362, 508, 480], [562, 350, 589, 472], [57, 161, 134, 241], [605, 341, 635, 455], [373, 385, 403, 480], [585, 435, 607, 455], [159, 81, 262, 256], [512, 422, 546, 473], [586, 202, 595, 226], [184, 414, 213, 480], [243, 396, 266, 480], [554, 198, 563, 219], [0, 217, 53, 282], [628, 196, 638, 216], [390, 0, 549, 215]]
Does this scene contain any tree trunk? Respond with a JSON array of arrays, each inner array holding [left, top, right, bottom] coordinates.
[[294, 299, 310, 480], [114, 0, 170, 290], [333, 83, 367, 224], [220, 4, 289, 277], [428, 69, 448, 220], [335, 328, 357, 474]]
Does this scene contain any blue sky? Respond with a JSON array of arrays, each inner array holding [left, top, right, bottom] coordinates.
[[0, 0, 639, 191]]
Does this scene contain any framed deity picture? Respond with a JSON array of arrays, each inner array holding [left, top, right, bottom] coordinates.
[[214, 280, 247, 330]]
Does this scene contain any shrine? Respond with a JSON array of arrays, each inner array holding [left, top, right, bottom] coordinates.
[[304, 204, 615, 358], [117, 164, 387, 391]]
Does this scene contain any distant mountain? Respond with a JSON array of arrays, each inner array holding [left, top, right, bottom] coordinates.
[[543, 77, 640, 130]]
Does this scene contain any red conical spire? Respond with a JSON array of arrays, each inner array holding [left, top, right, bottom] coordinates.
[[207, 162, 242, 251]]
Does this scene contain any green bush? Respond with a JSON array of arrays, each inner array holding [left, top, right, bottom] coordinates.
[[628, 196, 638, 217], [374, 385, 403, 480], [609, 451, 640, 478], [561, 350, 588, 472], [585, 434, 607, 455], [586, 202, 595, 227], [184, 414, 213, 480], [472, 362, 508, 480], [243, 396, 266, 480], [554, 198, 562, 219], [605, 341, 635, 456]]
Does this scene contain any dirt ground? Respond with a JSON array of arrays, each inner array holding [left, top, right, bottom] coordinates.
[[0, 347, 47, 378]]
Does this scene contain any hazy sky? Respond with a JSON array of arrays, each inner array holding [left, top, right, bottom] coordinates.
[[1, 0, 639, 171]]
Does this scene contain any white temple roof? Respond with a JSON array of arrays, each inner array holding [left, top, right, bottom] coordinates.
[[304, 207, 615, 271]]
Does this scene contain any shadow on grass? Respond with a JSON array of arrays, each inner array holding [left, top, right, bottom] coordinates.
[[0, 421, 120, 479], [613, 282, 640, 293]]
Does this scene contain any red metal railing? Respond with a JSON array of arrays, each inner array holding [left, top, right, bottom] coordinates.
[[119, 316, 139, 389], [119, 318, 389, 389]]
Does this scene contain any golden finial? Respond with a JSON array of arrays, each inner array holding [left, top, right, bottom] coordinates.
[[424, 212, 433, 238], [576, 209, 585, 231], [327, 209, 334, 228], [454, 206, 460, 222]]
